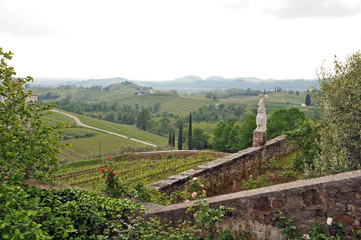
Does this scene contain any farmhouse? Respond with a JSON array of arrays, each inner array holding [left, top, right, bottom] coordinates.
[[26, 94, 38, 102], [0, 77, 38, 103], [0, 94, 37, 103], [135, 89, 157, 96]]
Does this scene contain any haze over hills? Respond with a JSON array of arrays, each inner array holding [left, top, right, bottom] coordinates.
[[33, 76, 317, 91]]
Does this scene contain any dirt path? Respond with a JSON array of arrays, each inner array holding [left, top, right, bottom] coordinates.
[[51, 109, 157, 147]]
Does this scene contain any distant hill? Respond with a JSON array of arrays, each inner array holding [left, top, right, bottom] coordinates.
[[67, 77, 129, 87], [33, 76, 317, 91], [134, 77, 317, 91]]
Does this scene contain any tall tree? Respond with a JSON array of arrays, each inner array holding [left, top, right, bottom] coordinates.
[[286, 119, 320, 170], [136, 109, 151, 130], [171, 131, 175, 147], [305, 94, 311, 106], [212, 115, 256, 153], [267, 107, 306, 139], [177, 125, 183, 150], [168, 132, 172, 146], [0, 48, 66, 183], [192, 127, 210, 150], [188, 112, 192, 150], [308, 51, 361, 177], [237, 114, 257, 150]]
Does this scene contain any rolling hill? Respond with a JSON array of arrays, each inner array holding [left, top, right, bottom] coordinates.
[[44, 111, 168, 162]]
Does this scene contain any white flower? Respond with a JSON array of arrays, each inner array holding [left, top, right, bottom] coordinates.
[[193, 177, 198, 181], [327, 217, 333, 226]]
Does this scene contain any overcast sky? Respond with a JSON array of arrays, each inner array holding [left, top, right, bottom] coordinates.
[[1, 0, 361, 81]]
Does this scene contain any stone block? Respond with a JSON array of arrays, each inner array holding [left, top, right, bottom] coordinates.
[[253, 130, 267, 147]]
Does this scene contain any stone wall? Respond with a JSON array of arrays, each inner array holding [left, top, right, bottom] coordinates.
[[149, 135, 296, 194], [147, 170, 361, 239]]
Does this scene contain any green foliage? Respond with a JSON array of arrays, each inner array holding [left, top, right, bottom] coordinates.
[[352, 226, 361, 239], [191, 201, 231, 239], [0, 182, 143, 239], [186, 177, 233, 239], [212, 114, 256, 153], [0, 48, 66, 183], [178, 125, 183, 150], [237, 114, 256, 150], [305, 93, 311, 106], [192, 127, 210, 149], [192, 104, 246, 122], [171, 131, 175, 147], [262, 159, 280, 172], [242, 175, 265, 190], [188, 112, 192, 150], [57, 152, 226, 191], [276, 212, 344, 240], [184, 176, 210, 201], [275, 211, 300, 239], [308, 51, 361, 177], [0, 183, 52, 239], [286, 118, 320, 170], [136, 109, 151, 130], [279, 168, 298, 182], [102, 168, 158, 203], [241, 156, 299, 191], [267, 107, 306, 139]]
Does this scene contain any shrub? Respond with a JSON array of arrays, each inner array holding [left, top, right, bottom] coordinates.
[[0, 48, 66, 184], [0, 183, 143, 239], [308, 51, 361, 177]]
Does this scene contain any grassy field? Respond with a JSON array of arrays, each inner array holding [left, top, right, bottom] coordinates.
[[56, 151, 228, 190], [43, 111, 167, 162], [65, 111, 168, 145], [43, 111, 76, 125]]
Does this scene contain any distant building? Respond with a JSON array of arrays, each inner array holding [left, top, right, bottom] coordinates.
[[135, 89, 157, 96], [1, 77, 38, 103], [27, 94, 38, 103], [0, 94, 38, 103], [109, 86, 120, 91]]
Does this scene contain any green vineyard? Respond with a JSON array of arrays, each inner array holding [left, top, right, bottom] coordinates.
[[56, 151, 228, 191]]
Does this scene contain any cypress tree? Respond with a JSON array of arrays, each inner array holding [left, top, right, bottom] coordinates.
[[188, 113, 192, 150], [168, 132, 172, 146], [178, 125, 183, 150], [305, 94, 311, 106], [172, 131, 175, 147]]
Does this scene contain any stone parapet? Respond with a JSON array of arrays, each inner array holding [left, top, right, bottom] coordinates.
[[147, 170, 361, 239], [149, 136, 296, 194]]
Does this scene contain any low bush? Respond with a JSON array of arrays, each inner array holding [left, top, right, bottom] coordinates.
[[0, 182, 144, 239]]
